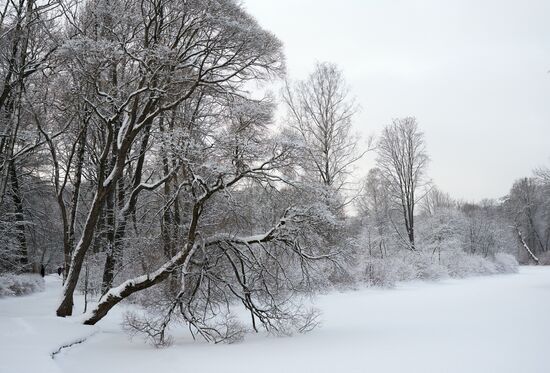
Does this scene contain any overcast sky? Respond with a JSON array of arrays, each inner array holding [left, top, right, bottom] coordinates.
[[242, 0, 550, 202]]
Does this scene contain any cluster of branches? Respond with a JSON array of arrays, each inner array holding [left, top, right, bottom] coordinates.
[[0, 0, 61, 273], [0, 0, 361, 345]]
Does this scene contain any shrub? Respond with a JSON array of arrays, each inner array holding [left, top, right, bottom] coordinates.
[[359, 248, 518, 288], [362, 256, 401, 287], [360, 252, 443, 286], [441, 250, 500, 278], [411, 253, 449, 280], [0, 273, 45, 297], [493, 253, 519, 273]]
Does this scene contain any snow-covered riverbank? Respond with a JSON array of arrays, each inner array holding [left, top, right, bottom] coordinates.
[[2, 267, 549, 373]]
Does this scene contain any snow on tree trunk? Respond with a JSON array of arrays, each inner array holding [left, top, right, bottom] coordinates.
[[517, 229, 539, 264]]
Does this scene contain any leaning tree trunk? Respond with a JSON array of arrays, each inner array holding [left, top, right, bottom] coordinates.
[[66, 123, 88, 277], [85, 197, 205, 325], [84, 243, 195, 325], [57, 110, 146, 316], [517, 228, 539, 264], [83, 205, 288, 325], [57, 186, 110, 316]]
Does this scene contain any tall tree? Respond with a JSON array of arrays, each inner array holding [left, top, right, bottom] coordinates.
[[54, 0, 291, 319], [283, 62, 367, 197], [421, 187, 455, 216], [376, 117, 428, 250]]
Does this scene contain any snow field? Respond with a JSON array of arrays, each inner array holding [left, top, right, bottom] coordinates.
[[1, 268, 549, 373]]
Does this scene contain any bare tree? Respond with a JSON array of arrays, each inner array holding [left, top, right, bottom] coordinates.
[[376, 117, 429, 250], [283, 62, 368, 198], [356, 168, 393, 258], [421, 187, 455, 216]]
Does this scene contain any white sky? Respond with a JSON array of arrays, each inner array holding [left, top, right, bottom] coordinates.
[[242, 0, 550, 202]]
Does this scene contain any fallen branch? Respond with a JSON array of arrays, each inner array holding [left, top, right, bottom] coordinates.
[[50, 330, 99, 359]]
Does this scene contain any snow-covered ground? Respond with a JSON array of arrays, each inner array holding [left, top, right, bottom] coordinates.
[[1, 267, 549, 373]]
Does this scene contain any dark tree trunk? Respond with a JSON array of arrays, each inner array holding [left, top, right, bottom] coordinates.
[[57, 185, 110, 316], [9, 161, 28, 268], [66, 124, 88, 277], [101, 125, 151, 292], [85, 198, 204, 325]]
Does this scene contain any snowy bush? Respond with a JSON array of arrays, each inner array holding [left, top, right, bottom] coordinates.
[[0, 273, 45, 297], [441, 250, 500, 278], [358, 244, 517, 289], [470, 255, 498, 275], [493, 253, 519, 273], [361, 253, 419, 287], [537, 252, 550, 266], [411, 253, 449, 280], [362, 256, 400, 287]]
